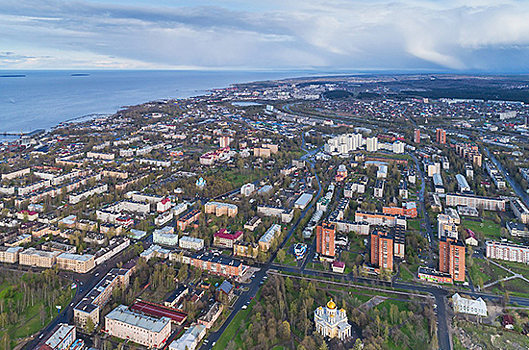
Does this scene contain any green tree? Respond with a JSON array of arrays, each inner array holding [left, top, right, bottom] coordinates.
[[86, 317, 96, 333], [277, 249, 286, 264]]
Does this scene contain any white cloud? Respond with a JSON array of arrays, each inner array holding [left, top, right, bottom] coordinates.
[[0, 0, 528, 71]]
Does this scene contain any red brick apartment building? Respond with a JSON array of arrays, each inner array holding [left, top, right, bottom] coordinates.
[[316, 222, 336, 257]]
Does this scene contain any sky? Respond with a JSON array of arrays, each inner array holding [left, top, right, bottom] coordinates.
[[1, 0, 529, 72]]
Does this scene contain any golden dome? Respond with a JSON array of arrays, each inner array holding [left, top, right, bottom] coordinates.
[[327, 299, 336, 310]]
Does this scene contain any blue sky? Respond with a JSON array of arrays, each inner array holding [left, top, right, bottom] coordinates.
[[1, 0, 529, 71]]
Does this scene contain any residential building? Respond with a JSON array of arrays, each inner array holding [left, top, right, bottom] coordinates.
[[190, 252, 244, 277], [314, 300, 351, 340], [436, 128, 446, 144], [414, 129, 420, 144], [445, 193, 506, 211], [56, 253, 95, 273], [316, 222, 336, 258], [204, 202, 238, 217], [213, 229, 243, 248], [452, 293, 487, 317], [179, 236, 205, 250], [374, 179, 385, 198], [0, 246, 23, 263], [486, 241, 529, 263], [439, 238, 465, 282], [511, 198, 529, 224], [105, 305, 171, 349], [74, 268, 131, 328], [36, 323, 76, 350], [259, 224, 282, 252], [169, 324, 207, 350], [198, 302, 223, 329], [19, 248, 60, 268], [370, 230, 394, 271], [233, 241, 258, 259], [354, 211, 407, 229], [177, 210, 201, 231]]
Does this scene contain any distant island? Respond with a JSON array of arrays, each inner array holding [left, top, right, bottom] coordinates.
[[0, 74, 26, 78], [70, 73, 90, 77]]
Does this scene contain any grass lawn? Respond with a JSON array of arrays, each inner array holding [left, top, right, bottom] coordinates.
[[399, 266, 414, 282], [468, 258, 509, 286], [278, 253, 298, 267], [408, 219, 421, 232], [461, 219, 501, 240]]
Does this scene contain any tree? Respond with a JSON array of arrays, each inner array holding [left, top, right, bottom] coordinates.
[[279, 320, 291, 339], [277, 249, 286, 264], [86, 317, 96, 333]]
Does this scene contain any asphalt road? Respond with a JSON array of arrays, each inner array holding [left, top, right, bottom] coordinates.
[[21, 243, 138, 350], [484, 146, 529, 207]]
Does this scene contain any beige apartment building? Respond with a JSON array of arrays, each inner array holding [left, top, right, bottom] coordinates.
[[0, 246, 23, 264], [56, 253, 95, 273], [19, 248, 60, 268]]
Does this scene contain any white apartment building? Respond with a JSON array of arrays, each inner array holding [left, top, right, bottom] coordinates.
[[452, 293, 487, 317]]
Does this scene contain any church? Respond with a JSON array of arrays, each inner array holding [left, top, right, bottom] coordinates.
[[314, 299, 352, 340]]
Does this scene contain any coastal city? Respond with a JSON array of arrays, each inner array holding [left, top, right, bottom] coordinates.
[[1, 74, 529, 350]]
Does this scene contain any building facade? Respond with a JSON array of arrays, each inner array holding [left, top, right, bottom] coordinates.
[[316, 222, 336, 257], [314, 300, 351, 340], [105, 305, 171, 349], [439, 238, 465, 282]]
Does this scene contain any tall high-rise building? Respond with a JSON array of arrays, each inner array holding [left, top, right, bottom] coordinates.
[[436, 129, 447, 144], [370, 230, 394, 271], [366, 137, 378, 152], [219, 136, 232, 148], [439, 238, 465, 282], [414, 129, 420, 144], [316, 222, 336, 257]]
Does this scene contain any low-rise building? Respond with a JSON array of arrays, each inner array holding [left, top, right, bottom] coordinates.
[[197, 302, 223, 329], [233, 241, 258, 259], [452, 293, 487, 317], [259, 224, 281, 252], [74, 268, 131, 328], [168, 324, 207, 350], [190, 252, 244, 277], [56, 253, 95, 273], [36, 323, 76, 350], [177, 210, 201, 231], [105, 305, 172, 349], [179, 236, 205, 250], [204, 202, 238, 217], [0, 246, 23, 263], [213, 229, 242, 249], [19, 248, 60, 268], [418, 267, 453, 284]]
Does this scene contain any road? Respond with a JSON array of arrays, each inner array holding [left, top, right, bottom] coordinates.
[[410, 152, 435, 267], [200, 134, 324, 350], [484, 146, 529, 207], [21, 241, 140, 350]]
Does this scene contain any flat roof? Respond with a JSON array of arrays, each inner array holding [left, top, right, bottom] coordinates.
[[106, 305, 171, 332], [57, 253, 94, 262]]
